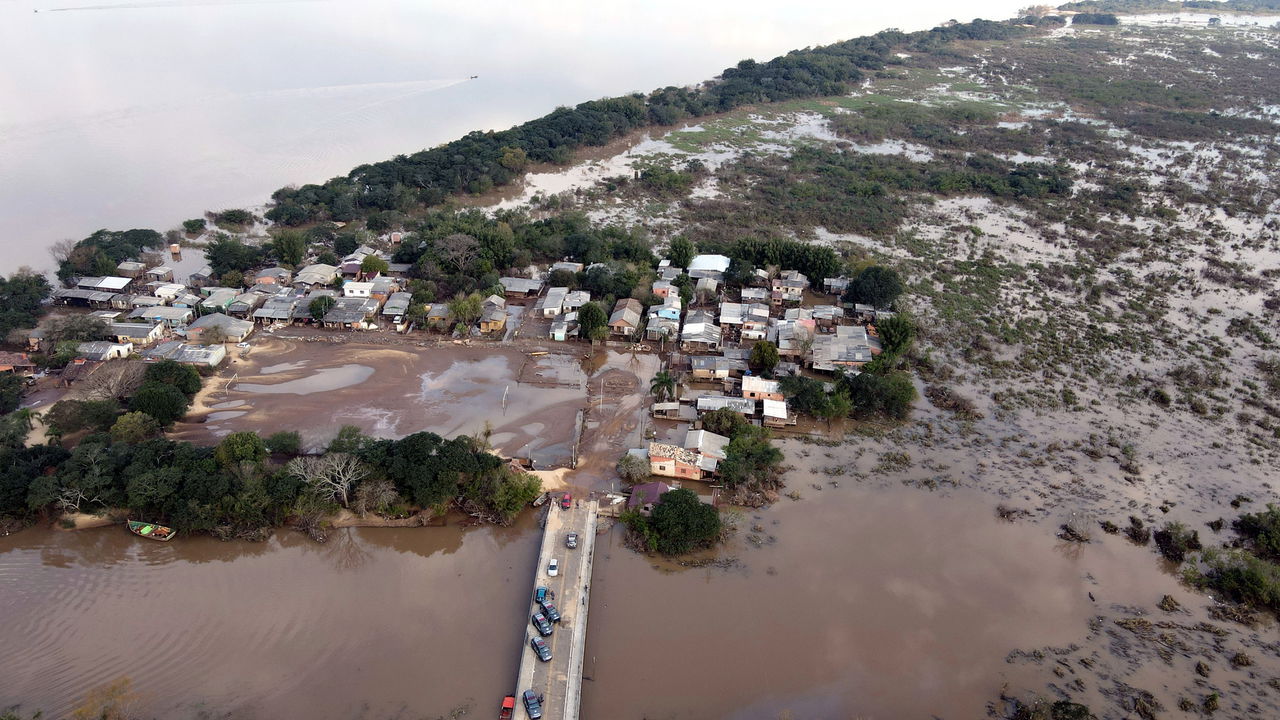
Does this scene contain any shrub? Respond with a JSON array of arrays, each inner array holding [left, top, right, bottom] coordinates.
[[129, 382, 190, 425], [265, 431, 302, 455], [110, 411, 161, 443], [1191, 548, 1280, 615], [1234, 504, 1280, 562], [1153, 522, 1201, 563], [182, 218, 206, 234], [615, 453, 650, 483]]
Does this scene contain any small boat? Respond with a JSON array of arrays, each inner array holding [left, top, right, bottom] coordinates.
[[127, 520, 177, 542]]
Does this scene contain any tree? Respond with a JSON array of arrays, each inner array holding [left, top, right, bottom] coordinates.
[[144, 359, 202, 396], [877, 314, 916, 356], [700, 407, 749, 437], [205, 236, 262, 275], [498, 146, 529, 172], [352, 477, 401, 517], [309, 295, 335, 321], [448, 292, 483, 327], [47, 315, 106, 344], [182, 218, 206, 234], [489, 470, 542, 522], [110, 411, 161, 443], [334, 234, 358, 257], [616, 453, 650, 483], [667, 237, 696, 268], [46, 399, 120, 433], [649, 488, 722, 554], [748, 340, 780, 376], [0, 373, 25, 415], [577, 301, 607, 340], [288, 453, 366, 507], [129, 382, 190, 425], [780, 375, 829, 416], [360, 254, 389, 277], [649, 370, 676, 402], [215, 431, 267, 466], [80, 361, 146, 402], [328, 424, 368, 454], [437, 233, 479, 273], [842, 371, 917, 420], [200, 324, 227, 346], [221, 270, 245, 289], [844, 265, 905, 308], [265, 431, 302, 455], [820, 388, 852, 426], [0, 270, 52, 337], [718, 427, 784, 489], [547, 269, 578, 288]]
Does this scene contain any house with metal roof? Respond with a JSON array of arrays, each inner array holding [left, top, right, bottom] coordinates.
[[549, 311, 578, 341], [537, 286, 569, 318], [695, 395, 756, 415], [142, 341, 226, 367], [681, 310, 721, 353], [687, 254, 730, 281], [144, 266, 174, 283], [762, 398, 796, 427], [108, 322, 164, 345], [115, 261, 146, 278], [811, 325, 875, 372], [563, 290, 591, 312], [253, 295, 299, 324], [742, 375, 784, 401], [184, 313, 254, 344], [293, 263, 338, 288], [480, 295, 508, 334], [51, 288, 116, 307], [128, 306, 193, 328], [499, 276, 543, 296], [381, 291, 412, 319], [76, 341, 133, 362], [76, 276, 132, 293], [200, 288, 239, 312], [608, 298, 643, 337]]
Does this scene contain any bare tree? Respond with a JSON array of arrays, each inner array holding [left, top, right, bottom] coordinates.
[[287, 453, 366, 507], [437, 233, 479, 273], [352, 477, 399, 517], [82, 360, 147, 401], [49, 238, 79, 266], [57, 485, 102, 514]]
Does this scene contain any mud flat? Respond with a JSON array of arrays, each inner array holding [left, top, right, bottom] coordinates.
[[172, 337, 589, 468]]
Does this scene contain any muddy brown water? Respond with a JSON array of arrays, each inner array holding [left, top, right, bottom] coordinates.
[[0, 486, 1199, 719]]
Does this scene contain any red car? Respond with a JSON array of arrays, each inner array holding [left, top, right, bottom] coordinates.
[[499, 695, 515, 720], [560, 493, 572, 509]]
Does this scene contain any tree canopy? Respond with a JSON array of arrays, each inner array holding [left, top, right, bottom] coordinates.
[[0, 270, 51, 337]]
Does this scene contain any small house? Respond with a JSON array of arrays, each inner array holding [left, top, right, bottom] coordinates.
[[426, 303, 451, 330], [188, 266, 215, 287], [824, 276, 851, 296], [762, 398, 796, 427], [550, 311, 579, 342], [627, 481, 676, 516], [647, 443, 701, 481], [255, 267, 292, 285], [128, 306, 193, 328], [115, 261, 146, 279], [608, 298, 643, 337], [499, 277, 543, 297], [343, 281, 374, 298], [646, 316, 680, 343], [293, 264, 339, 288], [185, 313, 254, 344], [538, 286, 569, 318], [480, 295, 507, 334], [681, 310, 721, 353], [742, 375, 784, 402], [771, 270, 808, 305], [253, 296, 299, 325], [687, 254, 731, 282], [381, 292, 413, 322], [0, 351, 36, 375], [563, 290, 591, 312], [740, 287, 768, 303], [108, 322, 164, 346], [652, 279, 675, 299], [75, 341, 133, 362], [144, 266, 174, 283], [143, 341, 226, 367], [695, 395, 756, 416]]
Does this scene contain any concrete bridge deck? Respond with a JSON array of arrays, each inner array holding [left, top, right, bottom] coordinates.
[[513, 497, 598, 720]]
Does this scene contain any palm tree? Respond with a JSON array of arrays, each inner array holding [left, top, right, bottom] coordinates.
[[650, 370, 676, 402]]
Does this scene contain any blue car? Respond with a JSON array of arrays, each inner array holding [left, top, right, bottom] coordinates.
[[535, 586, 548, 604], [523, 690, 543, 719], [530, 636, 552, 662]]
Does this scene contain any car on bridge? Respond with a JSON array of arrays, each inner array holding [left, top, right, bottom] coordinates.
[[560, 493, 572, 509], [531, 611, 553, 636], [499, 695, 515, 720], [530, 636, 552, 662], [535, 586, 549, 603], [539, 599, 561, 623], [522, 690, 543, 719], [548, 558, 559, 577], [565, 532, 578, 549]]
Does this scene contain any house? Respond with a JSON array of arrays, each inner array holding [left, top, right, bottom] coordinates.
[[381, 292, 413, 321], [0, 351, 36, 375], [690, 356, 733, 381], [480, 295, 507, 334], [128, 295, 163, 308], [426, 303, 451, 330], [59, 358, 101, 385], [742, 303, 771, 341], [499, 277, 543, 297], [719, 302, 744, 327], [369, 276, 398, 300], [812, 304, 845, 328], [115, 261, 146, 278], [184, 313, 254, 344], [293, 263, 338, 288], [142, 341, 227, 367], [772, 316, 816, 358], [652, 279, 675, 298], [811, 325, 875, 372], [253, 296, 299, 324], [343, 281, 374, 298], [684, 428, 730, 463], [550, 261, 584, 274], [740, 287, 769, 303], [386, 262, 413, 276], [321, 297, 381, 329], [108, 321, 164, 345], [762, 398, 797, 427], [771, 270, 808, 305], [188, 266, 215, 287], [824, 276, 851, 296], [687, 254, 731, 281], [538, 286, 569, 318], [646, 316, 680, 343], [50, 288, 116, 307], [255, 267, 292, 285], [608, 298, 643, 337], [652, 294, 682, 321], [144, 266, 174, 283], [228, 292, 268, 317], [200, 288, 239, 312], [128, 306, 193, 328], [550, 311, 579, 341], [627, 481, 676, 515], [695, 276, 718, 298], [171, 292, 202, 308], [681, 310, 721, 353], [695, 395, 756, 416], [658, 265, 682, 281], [76, 276, 132, 293], [742, 375, 784, 401], [75, 341, 132, 362], [648, 443, 702, 481], [651, 401, 696, 422], [563, 290, 591, 312]]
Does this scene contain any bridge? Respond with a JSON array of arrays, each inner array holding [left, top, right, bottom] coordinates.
[[512, 496, 599, 719]]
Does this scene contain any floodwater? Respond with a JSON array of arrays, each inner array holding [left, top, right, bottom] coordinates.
[[0, 0, 1030, 275], [0, 518, 542, 720]]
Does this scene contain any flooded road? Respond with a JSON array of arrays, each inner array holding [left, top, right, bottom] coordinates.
[[0, 519, 542, 720]]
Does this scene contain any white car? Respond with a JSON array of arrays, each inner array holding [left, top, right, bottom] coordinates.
[[548, 558, 559, 577]]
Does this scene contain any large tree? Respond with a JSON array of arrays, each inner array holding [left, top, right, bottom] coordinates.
[[844, 265, 905, 308], [129, 382, 190, 425], [0, 270, 51, 337], [577, 301, 607, 340], [272, 229, 308, 267], [748, 340, 779, 376], [667, 237, 696, 269], [650, 488, 722, 555]]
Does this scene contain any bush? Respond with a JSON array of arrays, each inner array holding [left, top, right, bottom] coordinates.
[[143, 359, 202, 397], [215, 432, 267, 466], [1234, 504, 1280, 562], [129, 382, 190, 425], [45, 399, 120, 434], [844, 265, 905, 308], [182, 218, 206, 234], [1153, 521, 1201, 563], [648, 488, 722, 555], [110, 411, 161, 443], [1192, 548, 1280, 615], [265, 431, 302, 455]]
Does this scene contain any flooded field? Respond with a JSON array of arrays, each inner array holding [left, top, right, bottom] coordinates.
[[0, 519, 542, 720], [171, 338, 594, 468]]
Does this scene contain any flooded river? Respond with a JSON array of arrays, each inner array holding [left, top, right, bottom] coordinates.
[[1, 484, 1200, 719]]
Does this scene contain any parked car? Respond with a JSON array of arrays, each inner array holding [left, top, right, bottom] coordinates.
[[548, 558, 558, 576], [522, 690, 543, 719], [499, 695, 516, 720], [539, 599, 561, 623], [560, 493, 572, 509], [531, 612, 553, 637], [565, 532, 578, 549], [530, 636, 552, 662], [535, 586, 549, 604]]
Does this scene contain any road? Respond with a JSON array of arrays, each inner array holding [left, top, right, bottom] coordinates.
[[513, 496, 598, 720]]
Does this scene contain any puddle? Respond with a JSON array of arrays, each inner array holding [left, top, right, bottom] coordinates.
[[235, 364, 374, 395]]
